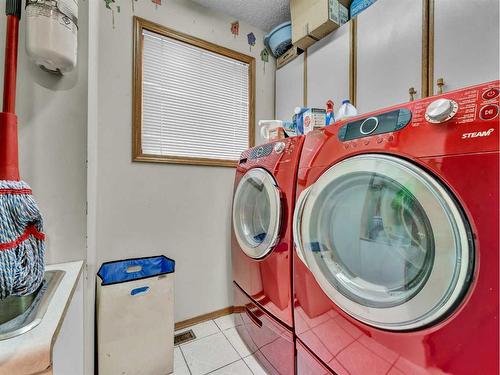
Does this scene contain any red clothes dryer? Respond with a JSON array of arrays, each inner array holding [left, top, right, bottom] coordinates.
[[232, 136, 304, 374], [293, 81, 499, 374]]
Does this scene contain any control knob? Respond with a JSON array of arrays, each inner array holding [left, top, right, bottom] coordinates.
[[425, 98, 458, 123], [274, 142, 286, 154]]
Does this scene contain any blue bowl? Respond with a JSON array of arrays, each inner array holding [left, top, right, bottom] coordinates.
[[264, 21, 292, 58]]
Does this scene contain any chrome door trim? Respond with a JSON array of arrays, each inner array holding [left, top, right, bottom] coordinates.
[[296, 154, 473, 330], [232, 168, 282, 260], [293, 186, 312, 266]]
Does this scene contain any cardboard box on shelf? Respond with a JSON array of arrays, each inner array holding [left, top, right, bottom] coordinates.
[[303, 108, 326, 134], [291, 0, 351, 50], [277, 45, 304, 69]]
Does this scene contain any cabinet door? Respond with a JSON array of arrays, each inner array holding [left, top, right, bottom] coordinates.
[[356, 0, 424, 114], [275, 55, 304, 121], [53, 274, 84, 375], [307, 24, 350, 111], [432, 0, 499, 93]]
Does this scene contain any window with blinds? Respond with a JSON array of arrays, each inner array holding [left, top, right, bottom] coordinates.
[[133, 18, 255, 167]]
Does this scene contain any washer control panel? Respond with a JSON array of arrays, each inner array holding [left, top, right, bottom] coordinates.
[[274, 141, 286, 154], [239, 136, 304, 170], [338, 108, 412, 141], [249, 143, 273, 159]]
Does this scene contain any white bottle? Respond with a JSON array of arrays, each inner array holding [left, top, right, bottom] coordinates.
[[336, 99, 358, 121], [26, 0, 78, 74]]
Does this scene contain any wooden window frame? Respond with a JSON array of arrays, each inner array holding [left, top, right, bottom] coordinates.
[[132, 16, 256, 167]]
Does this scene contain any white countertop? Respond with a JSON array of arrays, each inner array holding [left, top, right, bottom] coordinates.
[[0, 261, 84, 375]]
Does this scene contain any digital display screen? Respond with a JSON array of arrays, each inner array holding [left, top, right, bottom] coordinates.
[[343, 110, 401, 141]]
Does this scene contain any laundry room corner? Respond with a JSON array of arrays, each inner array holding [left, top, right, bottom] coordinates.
[[89, 0, 275, 331], [0, 0, 498, 374], [83, 2, 278, 374]]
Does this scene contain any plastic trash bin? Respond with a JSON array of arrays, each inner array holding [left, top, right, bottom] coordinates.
[[96, 255, 175, 375]]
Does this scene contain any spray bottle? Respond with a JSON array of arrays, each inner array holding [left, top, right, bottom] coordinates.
[[325, 100, 335, 125]]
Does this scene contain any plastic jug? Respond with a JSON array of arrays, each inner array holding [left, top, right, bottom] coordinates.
[[336, 99, 358, 121], [293, 107, 308, 135]]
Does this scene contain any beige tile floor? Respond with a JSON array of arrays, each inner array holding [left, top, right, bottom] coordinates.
[[174, 314, 269, 375]]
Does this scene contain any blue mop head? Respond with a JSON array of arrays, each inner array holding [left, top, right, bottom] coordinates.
[[0, 180, 45, 299]]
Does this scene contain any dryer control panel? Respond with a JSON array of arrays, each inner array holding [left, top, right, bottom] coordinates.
[[412, 84, 499, 126], [337, 82, 499, 142], [308, 80, 500, 164], [337, 83, 499, 142]]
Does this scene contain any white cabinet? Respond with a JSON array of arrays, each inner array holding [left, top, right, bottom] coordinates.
[[281, 0, 500, 119], [307, 23, 350, 111], [275, 55, 304, 121], [53, 273, 84, 375], [356, 0, 424, 114], [432, 0, 499, 94]]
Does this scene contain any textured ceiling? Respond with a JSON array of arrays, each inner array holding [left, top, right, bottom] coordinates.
[[191, 0, 291, 32]]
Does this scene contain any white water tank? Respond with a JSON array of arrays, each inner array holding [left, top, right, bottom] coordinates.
[[25, 0, 78, 74]]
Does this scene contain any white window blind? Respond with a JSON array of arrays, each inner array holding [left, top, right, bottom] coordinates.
[[141, 29, 250, 162]]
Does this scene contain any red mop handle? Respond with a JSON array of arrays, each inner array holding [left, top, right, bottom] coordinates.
[[0, 1, 21, 181], [3, 14, 19, 113]]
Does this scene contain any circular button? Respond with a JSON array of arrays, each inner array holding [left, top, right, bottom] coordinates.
[[360, 117, 379, 135], [479, 104, 499, 120], [482, 88, 499, 101], [274, 142, 286, 154], [425, 98, 458, 123]]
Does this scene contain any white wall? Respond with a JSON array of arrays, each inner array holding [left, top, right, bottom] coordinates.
[[0, 8, 87, 373], [1, 2, 274, 373], [0, 4, 88, 264], [93, 0, 275, 322]]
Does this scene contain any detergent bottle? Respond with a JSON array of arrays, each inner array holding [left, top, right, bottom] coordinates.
[[336, 99, 358, 121], [293, 107, 308, 135]]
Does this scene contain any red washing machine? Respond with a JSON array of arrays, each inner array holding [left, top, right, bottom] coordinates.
[[293, 81, 499, 375], [232, 136, 304, 375]]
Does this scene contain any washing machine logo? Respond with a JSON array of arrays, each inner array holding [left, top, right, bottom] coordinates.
[[461, 128, 495, 139]]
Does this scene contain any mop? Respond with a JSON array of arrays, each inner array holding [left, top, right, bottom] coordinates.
[[0, 0, 45, 299]]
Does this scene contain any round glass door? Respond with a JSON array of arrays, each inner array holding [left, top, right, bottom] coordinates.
[[294, 154, 473, 330], [233, 168, 281, 259]]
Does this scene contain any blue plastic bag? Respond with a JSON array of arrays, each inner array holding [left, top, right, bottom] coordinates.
[[97, 255, 175, 286]]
